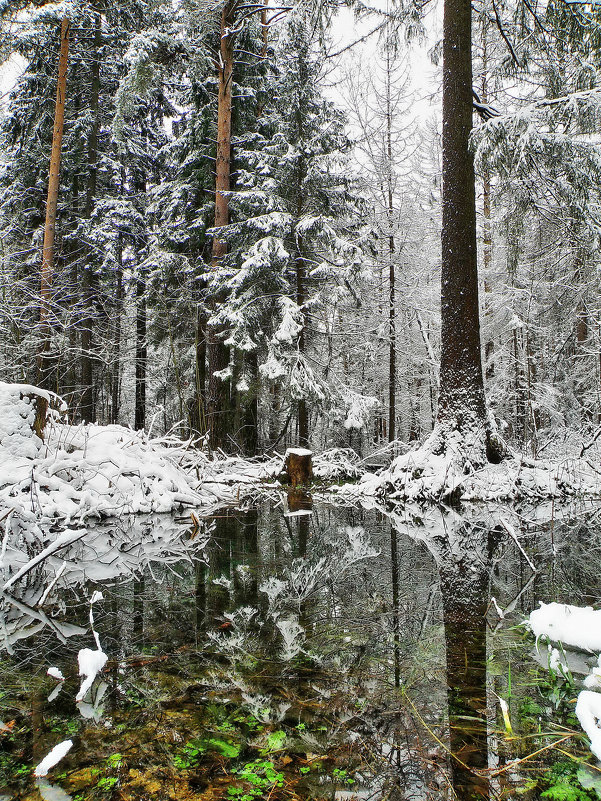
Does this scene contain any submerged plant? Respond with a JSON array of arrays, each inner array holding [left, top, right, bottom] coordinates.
[[174, 736, 242, 769], [228, 759, 285, 800]]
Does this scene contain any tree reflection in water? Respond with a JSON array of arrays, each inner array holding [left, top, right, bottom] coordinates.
[[1, 502, 599, 800], [387, 507, 499, 799], [439, 520, 495, 800]]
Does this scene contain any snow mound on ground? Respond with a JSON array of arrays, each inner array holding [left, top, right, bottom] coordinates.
[[0, 382, 287, 524], [312, 448, 363, 481], [332, 433, 601, 503], [0, 421, 211, 522], [201, 452, 283, 486]]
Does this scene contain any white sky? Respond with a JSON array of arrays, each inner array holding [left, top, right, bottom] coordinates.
[[326, 1, 442, 129], [0, 1, 443, 122], [0, 52, 27, 107]]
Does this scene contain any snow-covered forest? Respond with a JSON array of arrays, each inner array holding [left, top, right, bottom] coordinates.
[[2, 0, 600, 467], [7, 2, 601, 796]]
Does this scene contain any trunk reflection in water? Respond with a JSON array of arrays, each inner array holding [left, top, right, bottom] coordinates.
[[440, 524, 494, 800], [0, 502, 600, 800]]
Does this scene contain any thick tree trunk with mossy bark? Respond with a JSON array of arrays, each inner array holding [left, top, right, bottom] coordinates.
[[436, 0, 503, 466]]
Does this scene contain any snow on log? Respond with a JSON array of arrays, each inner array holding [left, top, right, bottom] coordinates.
[[34, 739, 73, 777], [529, 602, 601, 652], [284, 448, 313, 488]]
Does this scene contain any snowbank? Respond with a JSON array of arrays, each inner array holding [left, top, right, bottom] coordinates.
[[0, 383, 281, 524], [9, 422, 212, 522], [332, 433, 601, 504], [312, 448, 363, 481]]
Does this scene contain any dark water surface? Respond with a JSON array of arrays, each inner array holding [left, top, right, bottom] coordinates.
[[1, 500, 601, 800]]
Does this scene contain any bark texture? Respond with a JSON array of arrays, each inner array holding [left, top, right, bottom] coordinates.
[[284, 449, 313, 488], [439, 0, 484, 423], [438, 0, 502, 463], [38, 15, 70, 389], [207, 2, 235, 450]]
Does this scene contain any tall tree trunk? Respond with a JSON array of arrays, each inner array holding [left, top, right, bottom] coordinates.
[[438, 0, 501, 462], [80, 10, 101, 423], [255, 0, 269, 117], [134, 253, 147, 431], [65, 92, 81, 416], [243, 352, 259, 454], [386, 43, 396, 443], [481, 22, 495, 381], [482, 171, 494, 380], [573, 254, 590, 422], [193, 303, 207, 436], [110, 231, 123, 424], [261, 0, 268, 55], [134, 163, 147, 431], [110, 164, 126, 425], [207, 3, 235, 450], [388, 236, 396, 443], [296, 244, 309, 448], [38, 15, 70, 390], [512, 325, 526, 443]]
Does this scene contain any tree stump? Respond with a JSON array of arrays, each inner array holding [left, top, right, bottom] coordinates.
[[29, 394, 49, 440], [284, 448, 313, 488]]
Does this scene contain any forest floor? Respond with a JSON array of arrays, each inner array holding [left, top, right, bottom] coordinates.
[[334, 431, 601, 505]]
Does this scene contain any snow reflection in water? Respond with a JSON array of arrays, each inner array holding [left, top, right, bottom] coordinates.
[[1, 501, 601, 800]]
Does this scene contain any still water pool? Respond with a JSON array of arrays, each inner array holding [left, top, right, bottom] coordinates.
[[1, 500, 601, 800]]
